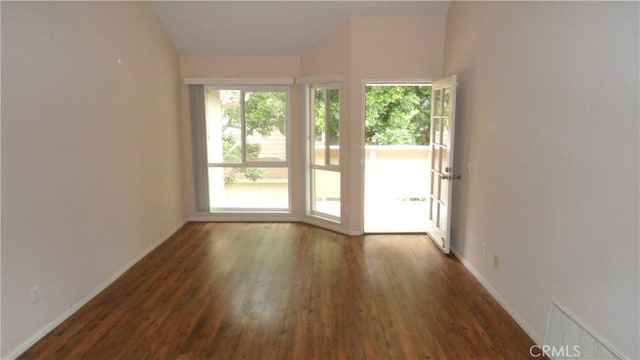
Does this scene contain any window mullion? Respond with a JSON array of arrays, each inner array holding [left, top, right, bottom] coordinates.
[[309, 87, 314, 166], [324, 91, 330, 166], [240, 89, 247, 164]]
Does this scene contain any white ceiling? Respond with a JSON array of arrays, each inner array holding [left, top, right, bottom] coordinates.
[[151, 1, 451, 56]]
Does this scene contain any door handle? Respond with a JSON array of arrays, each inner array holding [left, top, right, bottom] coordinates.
[[440, 174, 462, 181]]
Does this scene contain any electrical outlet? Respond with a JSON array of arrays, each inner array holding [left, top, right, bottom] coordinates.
[[31, 286, 41, 304], [482, 242, 487, 257], [493, 255, 499, 268]]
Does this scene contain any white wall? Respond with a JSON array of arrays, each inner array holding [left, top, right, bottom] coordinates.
[[444, 2, 639, 358], [300, 21, 351, 77], [1, 2, 185, 357], [350, 16, 445, 80]]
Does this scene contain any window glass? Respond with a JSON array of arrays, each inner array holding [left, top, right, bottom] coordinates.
[[245, 91, 286, 162], [209, 167, 289, 210], [206, 89, 242, 164], [313, 88, 326, 165], [309, 85, 341, 220], [327, 89, 340, 166], [205, 87, 289, 211], [311, 169, 340, 218]]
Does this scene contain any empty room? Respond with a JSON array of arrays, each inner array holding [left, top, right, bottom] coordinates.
[[1, 1, 638, 359]]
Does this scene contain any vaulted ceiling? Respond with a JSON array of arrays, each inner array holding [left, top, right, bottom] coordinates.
[[151, 1, 451, 57]]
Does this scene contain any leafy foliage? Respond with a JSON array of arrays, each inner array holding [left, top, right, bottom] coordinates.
[[224, 91, 286, 136], [365, 85, 431, 145], [314, 89, 340, 145], [222, 134, 264, 185], [246, 92, 286, 136], [221, 91, 285, 185]]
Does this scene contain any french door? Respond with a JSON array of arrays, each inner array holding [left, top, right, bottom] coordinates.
[[426, 75, 458, 253]]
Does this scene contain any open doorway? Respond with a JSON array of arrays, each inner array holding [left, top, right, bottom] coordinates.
[[364, 83, 432, 233]]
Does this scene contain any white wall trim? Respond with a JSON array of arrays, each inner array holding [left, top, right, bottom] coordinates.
[[295, 73, 344, 84], [361, 78, 435, 86], [188, 213, 302, 223], [359, 78, 434, 233], [4, 221, 188, 360], [545, 298, 629, 360], [450, 246, 544, 346], [302, 216, 362, 236], [187, 215, 361, 237], [187, 215, 361, 236], [184, 77, 294, 86]]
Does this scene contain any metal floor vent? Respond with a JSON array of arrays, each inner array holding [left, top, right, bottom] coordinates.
[[544, 300, 623, 360]]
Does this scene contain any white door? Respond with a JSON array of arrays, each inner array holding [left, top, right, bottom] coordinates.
[[427, 75, 458, 253]]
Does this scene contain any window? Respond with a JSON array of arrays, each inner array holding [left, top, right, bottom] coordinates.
[[309, 85, 340, 219], [204, 86, 290, 211]]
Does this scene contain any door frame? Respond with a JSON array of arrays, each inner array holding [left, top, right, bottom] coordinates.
[[360, 78, 436, 234]]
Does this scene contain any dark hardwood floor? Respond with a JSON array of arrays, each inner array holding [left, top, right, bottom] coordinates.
[[20, 222, 540, 359]]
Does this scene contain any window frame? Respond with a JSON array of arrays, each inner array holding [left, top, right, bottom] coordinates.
[[205, 85, 292, 212], [308, 83, 341, 221]]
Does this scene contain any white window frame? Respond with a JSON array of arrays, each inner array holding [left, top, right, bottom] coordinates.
[[308, 83, 341, 221], [205, 85, 292, 212]]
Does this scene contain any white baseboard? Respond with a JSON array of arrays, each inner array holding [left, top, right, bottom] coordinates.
[[450, 247, 544, 346], [302, 216, 362, 236], [187, 214, 363, 236], [188, 213, 302, 223], [5, 221, 187, 360]]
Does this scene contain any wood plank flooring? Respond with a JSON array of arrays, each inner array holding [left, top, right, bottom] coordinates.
[[19, 222, 541, 359]]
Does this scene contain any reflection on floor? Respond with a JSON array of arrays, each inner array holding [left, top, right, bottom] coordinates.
[[365, 199, 428, 233], [20, 222, 540, 359]]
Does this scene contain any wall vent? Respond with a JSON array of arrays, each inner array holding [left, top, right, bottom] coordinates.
[[544, 300, 624, 360]]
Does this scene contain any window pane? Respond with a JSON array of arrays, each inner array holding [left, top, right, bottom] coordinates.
[[430, 198, 439, 225], [313, 89, 326, 165], [327, 89, 339, 166], [430, 171, 438, 200], [206, 89, 242, 164], [439, 202, 448, 233], [441, 116, 450, 146], [444, 88, 451, 117], [245, 91, 287, 162], [209, 167, 289, 209], [311, 169, 340, 218], [432, 147, 441, 172], [431, 118, 439, 145]]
